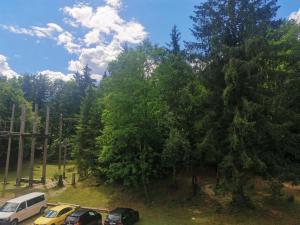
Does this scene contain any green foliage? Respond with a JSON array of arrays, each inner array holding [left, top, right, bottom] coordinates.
[[0, 78, 33, 163], [96, 43, 166, 199], [74, 86, 103, 177], [1, 0, 299, 208]]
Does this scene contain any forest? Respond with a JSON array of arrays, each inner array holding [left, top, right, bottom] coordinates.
[[0, 0, 299, 210]]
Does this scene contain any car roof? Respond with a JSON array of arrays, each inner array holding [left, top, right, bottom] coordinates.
[[70, 208, 94, 217], [49, 205, 75, 212], [8, 192, 45, 203], [110, 208, 133, 215]]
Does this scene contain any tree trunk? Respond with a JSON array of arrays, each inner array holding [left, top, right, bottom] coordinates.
[[140, 142, 150, 202], [192, 173, 198, 197], [142, 170, 150, 202], [172, 165, 178, 188], [231, 181, 252, 210]]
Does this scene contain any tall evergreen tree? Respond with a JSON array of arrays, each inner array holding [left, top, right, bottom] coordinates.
[[73, 64, 96, 97], [167, 25, 181, 55], [188, 0, 280, 206], [74, 86, 103, 177]]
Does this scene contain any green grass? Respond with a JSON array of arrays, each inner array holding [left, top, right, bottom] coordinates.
[[48, 179, 300, 225], [1, 164, 300, 225], [0, 162, 76, 198]]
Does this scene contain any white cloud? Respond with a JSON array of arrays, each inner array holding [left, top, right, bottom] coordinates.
[[105, 0, 122, 9], [1, 23, 63, 38], [57, 31, 81, 53], [63, 1, 147, 76], [0, 0, 147, 79], [39, 70, 73, 81], [289, 9, 300, 23], [0, 54, 19, 79]]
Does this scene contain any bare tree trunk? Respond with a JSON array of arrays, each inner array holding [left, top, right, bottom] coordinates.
[[29, 104, 38, 187], [172, 165, 178, 188], [42, 107, 49, 184], [4, 104, 15, 184], [16, 105, 26, 186], [192, 173, 198, 197]]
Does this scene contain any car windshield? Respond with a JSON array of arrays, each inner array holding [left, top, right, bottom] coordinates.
[[108, 214, 121, 222], [0, 202, 18, 212], [44, 210, 59, 218], [65, 216, 79, 224]]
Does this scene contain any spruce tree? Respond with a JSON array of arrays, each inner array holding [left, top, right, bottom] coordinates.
[[167, 25, 181, 55], [188, 0, 280, 206]]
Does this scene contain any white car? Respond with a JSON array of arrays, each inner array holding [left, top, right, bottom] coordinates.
[[0, 192, 47, 225]]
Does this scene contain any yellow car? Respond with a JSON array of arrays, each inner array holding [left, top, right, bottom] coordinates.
[[34, 204, 76, 225]]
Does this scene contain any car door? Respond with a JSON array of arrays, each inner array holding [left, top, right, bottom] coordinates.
[[121, 212, 130, 225], [128, 210, 137, 224], [26, 197, 39, 218], [57, 208, 73, 225], [86, 211, 99, 225], [15, 202, 27, 222], [126, 210, 136, 225]]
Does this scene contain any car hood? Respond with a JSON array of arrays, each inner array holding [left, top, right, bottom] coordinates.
[[0, 212, 14, 219], [34, 216, 55, 224]]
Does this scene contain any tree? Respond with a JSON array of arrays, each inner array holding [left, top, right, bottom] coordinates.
[[73, 65, 95, 97], [188, 0, 279, 58], [74, 86, 103, 177], [98, 43, 166, 200], [264, 22, 300, 183], [188, 0, 281, 206], [167, 25, 182, 55], [154, 42, 209, 194], [0, 78, 32, 164]]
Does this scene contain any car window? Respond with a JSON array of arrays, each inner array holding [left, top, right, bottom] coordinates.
[[0, 202, 18, 212], [17, 202, 26, 212], [27, 195, 45, 207], [44, 210, 59, 218], [65, 215, 79, 223], [58, 208, 72, 216], [88, 211, 95, 216], [108, 214, 121, 222]]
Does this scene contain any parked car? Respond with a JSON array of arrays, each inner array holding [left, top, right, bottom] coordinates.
[[0, 192, 47, 225], [34, 204, 76, 225], [104, 208, 139, 225], [64, 209, 102, 225]]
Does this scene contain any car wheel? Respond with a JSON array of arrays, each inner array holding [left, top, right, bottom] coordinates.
[[11, 219, 18, 225]]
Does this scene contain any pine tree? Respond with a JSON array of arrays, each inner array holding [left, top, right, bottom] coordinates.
[[75, 86, 103, 177], [167, 25, 181, 55], [73, 64, 95, 97], [188, 0, 280, 206]]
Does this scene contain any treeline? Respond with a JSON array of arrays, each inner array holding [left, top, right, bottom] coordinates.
[[74, 0, 300, 206], [0, 66, 94, 163], [0, 0, 299, 207]]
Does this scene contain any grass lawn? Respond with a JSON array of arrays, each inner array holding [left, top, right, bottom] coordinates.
[[1, 164, 300, 225], [48, 179, 300, 225]]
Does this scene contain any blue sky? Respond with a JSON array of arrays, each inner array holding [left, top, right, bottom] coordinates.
[[0, 0, 299, 80]]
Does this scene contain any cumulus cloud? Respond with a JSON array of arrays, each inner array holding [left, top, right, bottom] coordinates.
[[0, 54, 18, 79], [0, 0, 147, 79], [289, 9, 300, 24], [63, 2, 147, 76], [39, 70, 73, 82], [105, 0, 122, 9], [57, 31, 81, 54]]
